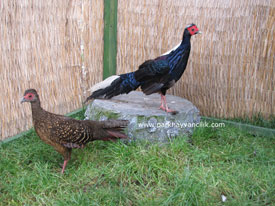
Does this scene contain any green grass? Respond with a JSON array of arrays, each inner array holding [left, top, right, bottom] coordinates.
[[66, 107, 86, 120], [0, 118, 274, 205], [225, 114, 275, 129]]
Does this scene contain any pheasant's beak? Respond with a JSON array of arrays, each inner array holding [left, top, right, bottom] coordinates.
[[20, 97, 26, 104], [196, 30, 202, 34]]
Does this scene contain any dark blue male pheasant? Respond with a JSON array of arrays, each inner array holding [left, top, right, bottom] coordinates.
[[85, 24, 201, 113]]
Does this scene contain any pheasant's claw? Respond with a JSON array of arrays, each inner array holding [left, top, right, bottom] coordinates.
[[159, 94, 178, 115], [165, 109, 178, 115], [159, 105, 166, 111]]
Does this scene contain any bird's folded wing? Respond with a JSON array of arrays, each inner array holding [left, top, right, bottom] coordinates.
[[49, 118, 91, 147], [135, 59, 170, 82]]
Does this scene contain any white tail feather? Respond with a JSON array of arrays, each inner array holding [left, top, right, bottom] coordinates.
[[161, 42, 181, 56], [88, 75, 120, 93]]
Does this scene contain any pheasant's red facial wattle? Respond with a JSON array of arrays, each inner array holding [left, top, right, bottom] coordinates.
[[187, 25, 199, 36], [24, 93, 34, 101]]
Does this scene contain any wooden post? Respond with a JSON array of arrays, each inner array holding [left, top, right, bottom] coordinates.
[[103, 0, 118, 79]]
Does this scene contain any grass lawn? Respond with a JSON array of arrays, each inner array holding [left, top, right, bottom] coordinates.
[[0, 112, 274, 205]]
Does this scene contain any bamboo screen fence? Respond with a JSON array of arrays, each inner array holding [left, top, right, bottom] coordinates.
[[0, 0, 104, 140], [117, 0, 274, 118], [1, 0, 274, 141]]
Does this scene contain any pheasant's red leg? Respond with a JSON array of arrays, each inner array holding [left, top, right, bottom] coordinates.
[[159, 94, 177, 114], [61, 160, 68, 174], [163, 95, 174, 113], [61, 149, 71, 174], [159, 94, 166, 111]]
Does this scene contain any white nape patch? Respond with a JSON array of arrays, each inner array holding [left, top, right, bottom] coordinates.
[[161, 42, 181, 56], [88, 75, 120, 93]]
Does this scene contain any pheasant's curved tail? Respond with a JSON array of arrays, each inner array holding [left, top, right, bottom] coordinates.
[[85, 73, 140, 103]]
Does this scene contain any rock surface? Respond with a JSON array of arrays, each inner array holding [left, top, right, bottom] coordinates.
[[85, 91, 200, 143]]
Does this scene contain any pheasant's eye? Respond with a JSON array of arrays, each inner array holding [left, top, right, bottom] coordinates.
[[192, 28, 195, 31], [27, 94, 33, 99]]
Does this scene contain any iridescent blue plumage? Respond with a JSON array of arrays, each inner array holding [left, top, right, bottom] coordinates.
[[167, 44, 186, 72], [120, 72, 140, 89], [166, 37, 191, 75]]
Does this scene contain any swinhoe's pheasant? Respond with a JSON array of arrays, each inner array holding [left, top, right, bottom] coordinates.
[[21, 89, 128, 173], [85, 24, 201, 114]]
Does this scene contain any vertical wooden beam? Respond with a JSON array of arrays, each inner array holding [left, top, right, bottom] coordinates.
[[103, 0, 118, 79]]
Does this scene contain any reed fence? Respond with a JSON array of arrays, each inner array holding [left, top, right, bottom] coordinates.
[[0, 0, 104, 140]]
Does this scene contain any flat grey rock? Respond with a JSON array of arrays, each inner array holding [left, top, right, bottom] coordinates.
[[85, 91, 200, 143]]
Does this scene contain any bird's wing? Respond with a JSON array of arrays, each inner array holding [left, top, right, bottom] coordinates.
[[134, 58, 173, 95], [49, 116, 92, 148], [134, 59, 170, 82]]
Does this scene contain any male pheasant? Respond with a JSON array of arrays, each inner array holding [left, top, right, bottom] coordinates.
[[85, 24, 201, 114], [21, 89, 128, 173]]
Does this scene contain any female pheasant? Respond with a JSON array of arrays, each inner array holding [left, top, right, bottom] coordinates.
[[21, 89, 128, 173]]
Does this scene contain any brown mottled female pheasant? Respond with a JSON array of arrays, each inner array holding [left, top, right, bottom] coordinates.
[[21, 89, 128, 173]]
